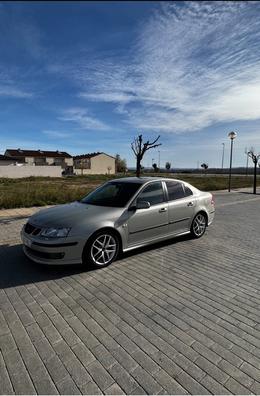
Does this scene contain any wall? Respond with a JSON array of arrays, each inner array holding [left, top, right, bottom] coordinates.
[[74, 154, 115, 175], [0, 160, 17, 166], [0, 165, 62, 178]]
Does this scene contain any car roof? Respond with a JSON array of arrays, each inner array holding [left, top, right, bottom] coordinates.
[[111, 176, 185, 185]]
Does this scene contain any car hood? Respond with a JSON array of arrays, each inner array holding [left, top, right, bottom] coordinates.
[[29, 201, 124, 228]]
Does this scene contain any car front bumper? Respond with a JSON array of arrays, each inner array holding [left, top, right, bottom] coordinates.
[[21, 229, 85, 265]]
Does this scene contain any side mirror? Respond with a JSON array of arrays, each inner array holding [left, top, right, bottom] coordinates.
[[136, 200, 150, 209]]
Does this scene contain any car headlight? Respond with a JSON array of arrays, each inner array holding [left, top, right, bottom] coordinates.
[[40, 227, 71, 238]]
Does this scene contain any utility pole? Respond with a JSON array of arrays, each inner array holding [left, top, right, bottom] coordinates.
[[221, 143, 225, 171]]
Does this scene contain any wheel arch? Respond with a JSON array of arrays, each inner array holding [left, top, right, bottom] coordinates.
[[82, 226, 123, 261], [193, 209, 209, 226]]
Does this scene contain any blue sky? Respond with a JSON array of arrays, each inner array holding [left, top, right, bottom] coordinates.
[[1, 1, 260, 168]]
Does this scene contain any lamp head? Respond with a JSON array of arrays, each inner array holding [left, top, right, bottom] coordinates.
[[228, 131, 237, 140]]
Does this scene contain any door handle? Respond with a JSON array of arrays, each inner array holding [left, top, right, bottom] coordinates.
[[159, 207, 167, 213], [187, 202, 194, 207]]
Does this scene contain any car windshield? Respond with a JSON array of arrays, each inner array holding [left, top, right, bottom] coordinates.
[[80, 182, 141, 207]]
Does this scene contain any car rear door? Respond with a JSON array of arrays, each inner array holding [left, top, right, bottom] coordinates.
[[127, 181, 169, 246], [165, 181, 195, 235]]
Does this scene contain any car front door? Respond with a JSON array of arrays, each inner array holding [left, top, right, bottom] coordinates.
[[165, 181, 195, 235], [127, 181, 169, 246]]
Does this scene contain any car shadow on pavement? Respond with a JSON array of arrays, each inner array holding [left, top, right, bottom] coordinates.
[[121, 234, 191, 260], [0, 243, 86, 289], [0, 234, 192, 289]]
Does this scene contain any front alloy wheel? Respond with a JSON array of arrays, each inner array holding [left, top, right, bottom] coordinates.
[[83, 231, 119, 268], [191, 213, 207, 238]]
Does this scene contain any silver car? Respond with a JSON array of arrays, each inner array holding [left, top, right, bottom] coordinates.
[[21, 177, 215, 268]]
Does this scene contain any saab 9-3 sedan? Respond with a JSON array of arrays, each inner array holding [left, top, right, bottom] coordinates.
[[21, 177, 215, 268]]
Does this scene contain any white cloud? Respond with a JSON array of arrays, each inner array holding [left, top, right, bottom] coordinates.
[[58, 107, 111, 131], [42, 130, 71, 139], [64, 1, 260, 133], [0, 85, 32, 98]]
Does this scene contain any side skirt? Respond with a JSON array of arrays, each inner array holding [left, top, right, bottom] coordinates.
[[123, 230, 191, 253]]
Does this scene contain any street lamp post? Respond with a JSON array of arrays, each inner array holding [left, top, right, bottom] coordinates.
[[228, 131, 237, 192], [158, 151, 160, 170], [221, 143, 225, 171]]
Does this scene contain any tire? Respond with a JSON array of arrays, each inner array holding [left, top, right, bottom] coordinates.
[[82, 230, 120, 268], [190, 212, 207, 238]]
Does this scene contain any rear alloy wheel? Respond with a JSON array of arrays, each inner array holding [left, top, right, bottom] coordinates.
[[83, 231, 119, 268], [191, 213, 207, 238]]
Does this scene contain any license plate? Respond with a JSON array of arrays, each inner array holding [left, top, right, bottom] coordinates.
[[23, 236, 32, 248]]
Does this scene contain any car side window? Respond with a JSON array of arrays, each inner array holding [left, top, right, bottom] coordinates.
[[166, 181, 185, 200], [137, 182, 164, 206], [184, 185, 193, 197]]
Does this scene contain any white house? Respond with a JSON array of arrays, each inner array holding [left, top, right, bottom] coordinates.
[[73, 152, 116, 175]]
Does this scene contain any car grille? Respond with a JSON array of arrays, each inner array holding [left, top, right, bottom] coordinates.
[[24, 222, 41, 236]]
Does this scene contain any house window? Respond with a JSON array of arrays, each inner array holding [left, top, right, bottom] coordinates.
[[54, 157, 64, 166], [34, 157, 46, 165], [75, 158, 91, 169]]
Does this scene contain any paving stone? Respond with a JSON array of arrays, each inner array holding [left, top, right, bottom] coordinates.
[[87, 360, 115, 391], [195, 356, 229, 384], [200, 375, 232, 394], [224, 377, 253, 394], [0, 353, 14, 394], [105, 382, 125, 395], [11, 371, 36, 395], [217, 358, 254, 388], [0, 333, 17, 354], [131, 366, 163, 394], [56, 375, 80, 395], [174, 370, 209, 395], [1, 192, 260, 394], [240, 361, 260, 382], [79, 380, 103, 395], [0, 311, 10, 336], [251, 381, 260, 394], [45, 354, 69, 384], [108, 362, 139, 393], [92, 344, 117, 369], [153, 369, 188, 394], [111, 345, 139, 372], [132, 349, 160, 375], [63, 356, 92, 387], [72, 342, 96, 367], [33, 376, 58, 395], [192, 341, 222, 365], [210, 342, 243, 367]]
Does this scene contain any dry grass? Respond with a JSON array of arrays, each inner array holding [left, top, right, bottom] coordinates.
[[0, 173, 259, 209]]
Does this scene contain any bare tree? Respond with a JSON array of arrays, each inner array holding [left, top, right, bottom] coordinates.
[[247, 148, 260, 194], [131, 134, 161, 177], [152, 163, 159, 173], [165, 162, 171, 172], [201, 163, 208, 171]]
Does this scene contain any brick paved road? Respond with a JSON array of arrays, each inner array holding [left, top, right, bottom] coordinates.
[[0, 190, 260, 395]]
